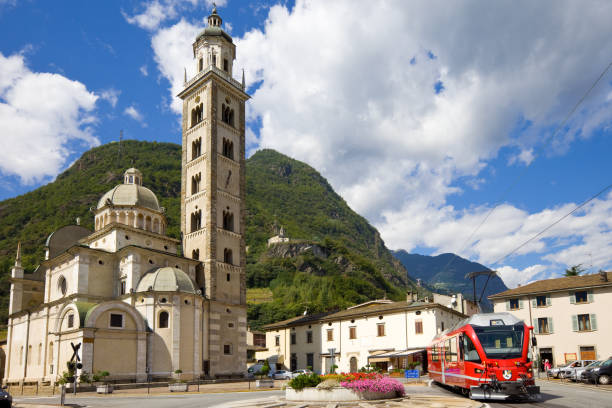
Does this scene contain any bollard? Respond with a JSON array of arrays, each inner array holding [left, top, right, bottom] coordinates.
[[60, 384, 66, 406]]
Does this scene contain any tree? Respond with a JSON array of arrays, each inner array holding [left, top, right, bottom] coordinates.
[[564, 264, 585, 277]]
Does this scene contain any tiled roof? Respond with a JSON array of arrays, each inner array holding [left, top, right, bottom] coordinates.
[[321, 301, 461, 321], [489, 272, 612, 299], [262, 311, 335, 330]]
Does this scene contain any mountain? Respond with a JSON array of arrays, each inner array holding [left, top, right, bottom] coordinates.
[[0, 141, 417, 327], [392, 250, 508, 311]]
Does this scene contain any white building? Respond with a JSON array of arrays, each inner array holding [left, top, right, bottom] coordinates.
[[255, 298, 466, 374], [489, 271, 612, 367]]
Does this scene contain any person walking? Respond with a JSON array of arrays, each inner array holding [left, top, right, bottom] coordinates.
[[543, 359, 551, 378]]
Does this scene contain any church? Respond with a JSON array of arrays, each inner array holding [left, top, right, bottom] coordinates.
[[4, 7, 248, 384]]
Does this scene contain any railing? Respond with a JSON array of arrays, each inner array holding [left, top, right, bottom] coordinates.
[[184, 65, 244, 91]]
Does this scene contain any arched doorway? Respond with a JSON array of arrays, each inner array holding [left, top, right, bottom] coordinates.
[[350, 356, 358, 373]]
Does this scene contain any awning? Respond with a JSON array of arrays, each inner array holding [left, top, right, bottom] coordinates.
[[368, 349, 425, 360]]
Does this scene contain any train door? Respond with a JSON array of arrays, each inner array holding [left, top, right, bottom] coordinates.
[[445, 337, 460, 386]]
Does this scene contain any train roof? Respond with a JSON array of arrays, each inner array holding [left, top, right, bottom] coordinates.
[[433, 312, 524, 341]]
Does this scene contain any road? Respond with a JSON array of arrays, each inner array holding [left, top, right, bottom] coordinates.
[[12, 379, 612, 407], [429, 379, 612, 408], [13, 389, 285, 408]]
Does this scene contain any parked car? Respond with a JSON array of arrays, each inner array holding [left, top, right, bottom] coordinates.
[[557, 359, 595, 379], [272, 370, 293, 380], [564, 360, 602, 382], [291, 369, 313, 378], [246, 363, 265, 378], [0, 386, 12, 408], [582, 358, 612, 385], [547, 360, 594, 378]]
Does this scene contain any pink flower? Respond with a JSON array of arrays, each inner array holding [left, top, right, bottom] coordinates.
[[340, 377, 405, 396]]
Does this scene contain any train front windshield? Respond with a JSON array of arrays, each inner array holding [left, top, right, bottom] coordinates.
[[473, 323, 525, 359]]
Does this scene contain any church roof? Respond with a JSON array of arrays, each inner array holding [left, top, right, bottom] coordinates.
[[196, 26, 233, 43], [97, 183, 161, 211], [136, 266, 198, 294]]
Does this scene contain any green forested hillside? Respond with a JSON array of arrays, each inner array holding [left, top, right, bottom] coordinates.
[[0, 141, 416, 327]]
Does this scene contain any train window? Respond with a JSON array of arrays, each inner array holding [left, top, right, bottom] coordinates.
[[450, 337, 458, 362], [463, 335, 481, 363], [444, 340, 451, 362], [432, 345, 439, 361]]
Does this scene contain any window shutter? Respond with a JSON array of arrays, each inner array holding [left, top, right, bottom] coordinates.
[[531, 298, 537, 308], [548, 317, 553, 333], [571, 315, 578, 331], [569, 292, 576, 304], [590, 314, 597, 331], [546, 296, 551, 306], [532, 318, 539, 334], [506, 301, 510, 311], [588, 291, 594, 303], [519, 299, 524, 309]]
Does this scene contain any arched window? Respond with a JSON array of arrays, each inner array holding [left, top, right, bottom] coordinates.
[[191, 210, 202, 232], [191, 104, 203, 127], [48, 342, 54, 365], [58, 276, 67, 296], [159, 311, 169, 328], [198, 58, 203, 71], [192, 138, 201, 160], [224, 248, 233, 265], [222, 138, 234, 159], [223, 58, 229, 72], [221, 105, 234, 127], [137, 213, 144, 229], [191, 172, 201, 195], [153, 218, 160, 233], [192, 249, 199, 260], [145, 216, 152, 231], [28, 345, 32, 365], [37, 343, 42, 365], [222, 210, 234, 232]]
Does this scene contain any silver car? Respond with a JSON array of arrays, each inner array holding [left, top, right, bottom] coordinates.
[[566, 360, 602, 381], [548, 360, 594, 379]]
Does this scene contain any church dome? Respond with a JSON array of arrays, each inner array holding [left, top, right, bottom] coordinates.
[[97, 168, 161, 212], [135, 267, 197, 294]]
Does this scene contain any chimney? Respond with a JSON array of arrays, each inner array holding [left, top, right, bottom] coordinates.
[[600, 270, 608, 282]]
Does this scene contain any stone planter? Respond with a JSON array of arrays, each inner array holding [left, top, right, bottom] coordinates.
[[286, 386, 399, 402], [96, 384, 114, 394], [169, 382, 188, 392], [256, 379, 275, 388]]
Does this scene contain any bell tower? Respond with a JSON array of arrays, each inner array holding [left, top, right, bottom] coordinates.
[[178, 5, 248, 376]]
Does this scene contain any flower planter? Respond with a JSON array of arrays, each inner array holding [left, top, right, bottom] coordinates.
[[169, 383, 188, 392], [286, 386, 399, 402], [96, 384, 114, 394], [256, 379, 274, 388]]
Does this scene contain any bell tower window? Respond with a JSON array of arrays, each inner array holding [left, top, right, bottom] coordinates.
[[223, 59, 228, 72], [191, 104, 203, 128], [198, 58, 203, 72], [191, 172, 201, 195], [192, 137, 202, 160], [222, 210, 234, 232], [212, 54, 217, 67], [192, 249, 199, 260], [222, 138, 234, 159], [224, 248, 233, 264], [191, 210, 202, 232], [221, 104, 234, 127]]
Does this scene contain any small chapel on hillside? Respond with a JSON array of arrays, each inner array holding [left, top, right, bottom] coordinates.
[[4, 6, 248, 385]]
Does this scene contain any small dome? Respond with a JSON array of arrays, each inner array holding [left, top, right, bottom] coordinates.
[[136, 267, 197, 294], [97, 168, 161, 211]]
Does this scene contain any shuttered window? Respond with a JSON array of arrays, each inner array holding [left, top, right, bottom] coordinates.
[[573, 314, 597, 331], [349, 326, 357, 339]]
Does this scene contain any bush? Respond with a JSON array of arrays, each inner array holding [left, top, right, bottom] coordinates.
[[258, 360, 270, 378], [288, 373, 322, 391]]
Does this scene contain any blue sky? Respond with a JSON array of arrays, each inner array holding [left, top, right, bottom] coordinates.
[[1, 0, 612, 288]]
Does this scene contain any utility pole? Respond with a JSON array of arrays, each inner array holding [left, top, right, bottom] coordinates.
[[465, 270, 498, 312]]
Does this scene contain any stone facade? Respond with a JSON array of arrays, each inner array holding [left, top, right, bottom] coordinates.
[[3, 7, 248, 385]]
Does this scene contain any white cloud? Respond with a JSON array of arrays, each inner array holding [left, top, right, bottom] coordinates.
[[497, 264, 549, 289], [0, 52, 99, 184], [142, 0, 612, 287], [124, 105, 145, 123], [99, 88, 121, 107], [140, 64, 149, 76], [123, 0, 226, 31]]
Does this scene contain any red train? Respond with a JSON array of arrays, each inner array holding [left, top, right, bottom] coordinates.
[[427, 313, 540, 401]]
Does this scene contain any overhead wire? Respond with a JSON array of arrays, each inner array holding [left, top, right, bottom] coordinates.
[[434, 61, 612, 298]]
